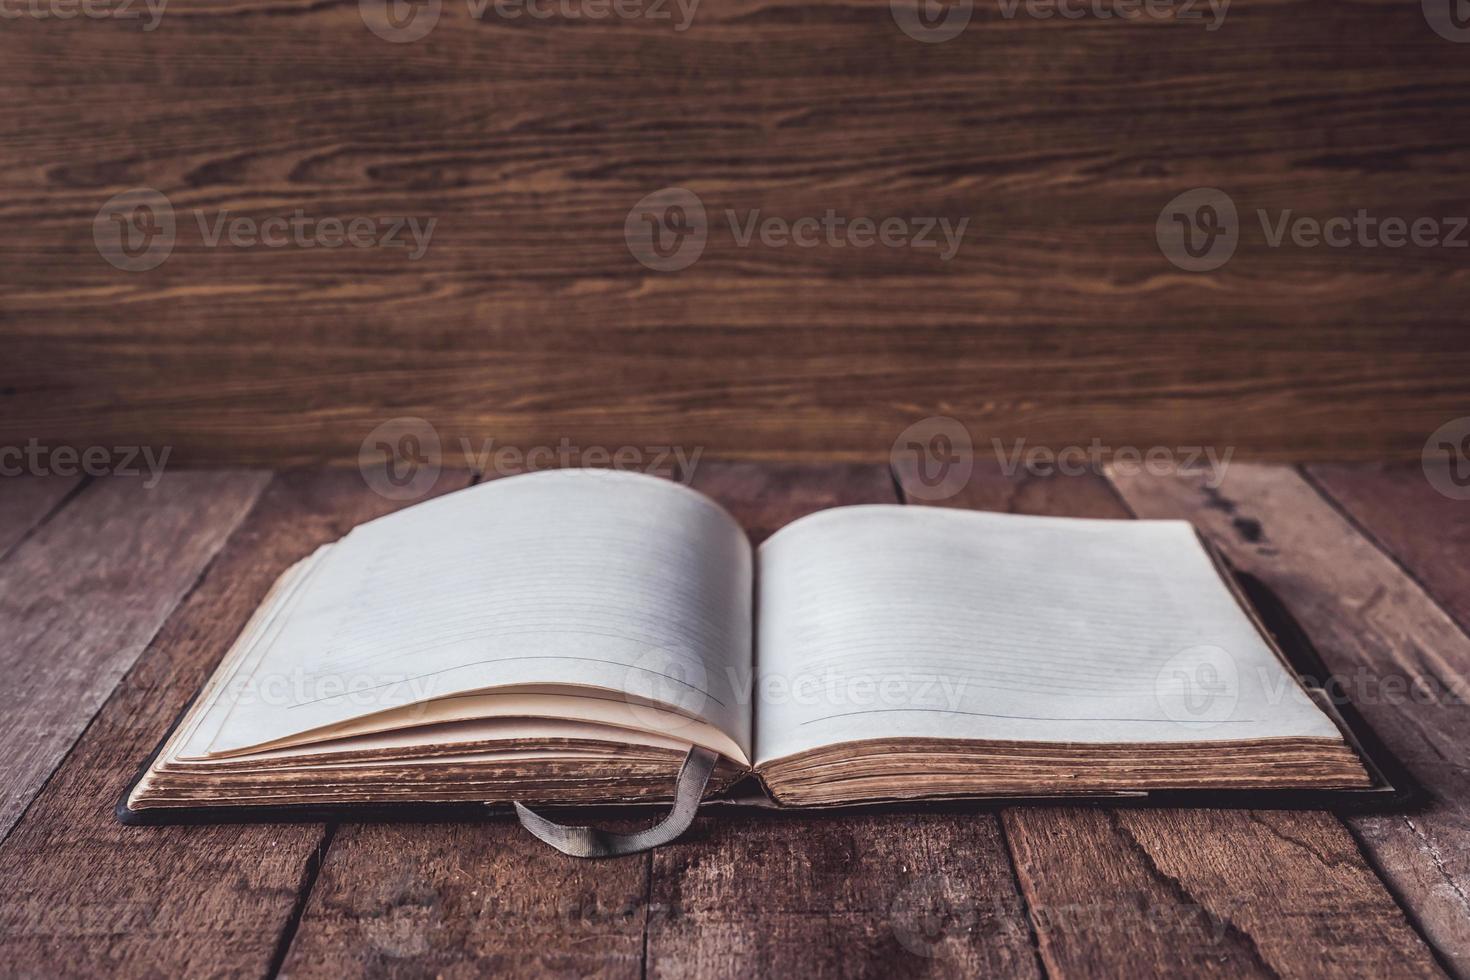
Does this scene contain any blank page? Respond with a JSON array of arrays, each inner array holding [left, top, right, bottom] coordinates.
[[193, 469, 754, 761], [753, 506, 1343, 767]]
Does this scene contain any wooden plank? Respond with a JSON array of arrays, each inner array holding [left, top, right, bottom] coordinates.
[[0, 471, 269, 841], [647, 812, 1040, 978], [0, 474, 82, 559], [895, 460, 1447, 978], [1010, 807, 1447, 979], [1307, 462, 1470, 633], [3, 3, 1470, 464], [1108, 462, 1470, 977], [278, 821, 651, 979], [0, 468, 472, 978], [647, 462, 1041, 978]]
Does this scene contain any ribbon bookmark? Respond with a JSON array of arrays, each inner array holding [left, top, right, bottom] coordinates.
[[511, 746, 719, 858]]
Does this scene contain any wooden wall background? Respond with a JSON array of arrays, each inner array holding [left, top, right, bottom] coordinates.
[[2, 0, 1468, 466]]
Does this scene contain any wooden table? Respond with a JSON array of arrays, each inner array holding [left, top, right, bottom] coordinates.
[[0, 460, 1466, 978]]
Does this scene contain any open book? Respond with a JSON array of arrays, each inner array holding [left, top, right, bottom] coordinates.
[[126, 468, 1372, 821]]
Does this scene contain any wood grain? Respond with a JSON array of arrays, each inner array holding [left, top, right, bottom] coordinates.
[[3, 1, 1469, 464], [0, 473, 80, 559], [0, 468, 471, 978], [278, 820, 652, 978], [647, 811, 1041, 979], [0, 471, 268, 841], [1306, 462, 1470, 634], [647, 462, 1041, 978], [894, 460, 1445, 977], [1108, 462, 1470, 977], [1008, 807, 1445, 979]]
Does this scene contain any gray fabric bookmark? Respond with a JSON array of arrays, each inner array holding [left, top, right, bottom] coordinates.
[[511, 746, 719, 858]]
